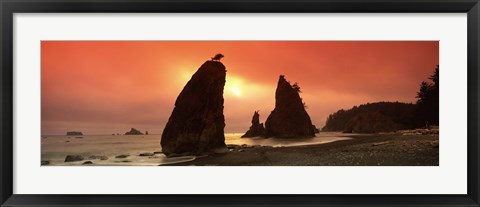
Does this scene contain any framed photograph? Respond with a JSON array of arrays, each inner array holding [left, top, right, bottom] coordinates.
[[1, 0, 479, 206]]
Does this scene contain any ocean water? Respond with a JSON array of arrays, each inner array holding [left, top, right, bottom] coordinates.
[[41, 132, 352, 166], [225, 132, 353, 147]]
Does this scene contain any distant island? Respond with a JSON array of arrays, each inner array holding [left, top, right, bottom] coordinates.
[[66, 131, 83, 136], [125, 128, 144, 135]]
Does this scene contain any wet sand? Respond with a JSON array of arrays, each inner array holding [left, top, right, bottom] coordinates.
[[41, 132, 352, 166], [164, 134, 439, 166]]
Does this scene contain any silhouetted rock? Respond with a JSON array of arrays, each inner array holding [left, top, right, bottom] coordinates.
[[66, 131, 83, 136], [312, 125, 320, 133], [116, 160, 132, 163], [64, 155, 84, 162], [125, 128, 143, 135], [161, 60, 227, 156], [115, 154, 129, 158], [82, 161, 93, 165], [145, 131, 149, 135], [265, 75, 315, 138], [343, 111, 404, 133], [242, 111, 265, 138], [139, 152, 154, 156], [322, 102, 416, 133]]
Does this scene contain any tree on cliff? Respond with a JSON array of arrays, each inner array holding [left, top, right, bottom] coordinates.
[[292, 82, 301, 93], [416, 65, 439, 127]]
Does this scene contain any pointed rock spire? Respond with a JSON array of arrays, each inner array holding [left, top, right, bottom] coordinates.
[[241, 111, 265, 138], [265, 75, 315, 138]]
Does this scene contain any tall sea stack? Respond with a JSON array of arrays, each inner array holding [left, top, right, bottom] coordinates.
[[265, 75, 315, 138], [161, 60, 227, 156], [241, 111, 265, 138]]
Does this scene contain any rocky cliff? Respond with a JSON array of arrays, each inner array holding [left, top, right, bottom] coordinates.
[[161, 60, 227, 156], [322, 102, 417, 133], [241, 111, 265, 138], [343, 111, 404, 133], [264, 75, 315, 138]]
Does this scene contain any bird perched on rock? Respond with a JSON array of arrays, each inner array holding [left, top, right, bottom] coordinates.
[[211, 53, 224, 61]]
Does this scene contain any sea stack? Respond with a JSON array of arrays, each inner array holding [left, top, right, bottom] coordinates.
[[241, 111, 265, 138], [265, 75, 315, 138], [161, 60, 227, 156], [125, 128, 143, 135]]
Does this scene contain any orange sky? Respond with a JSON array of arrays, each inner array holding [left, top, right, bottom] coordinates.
[[41, 41, 439, 135]]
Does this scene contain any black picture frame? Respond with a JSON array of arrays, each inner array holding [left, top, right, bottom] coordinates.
[[1, 0, 479, 206]]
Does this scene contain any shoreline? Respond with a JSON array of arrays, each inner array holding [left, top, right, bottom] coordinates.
[[163, 133, 439, 166], [41, 132, 439, 166]]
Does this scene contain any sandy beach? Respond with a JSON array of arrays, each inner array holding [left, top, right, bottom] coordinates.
[[165, 134, 439, 166]]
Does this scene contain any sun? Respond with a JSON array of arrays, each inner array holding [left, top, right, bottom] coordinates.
[[226, 76, 244, 98], [230, 86, 242, 96]]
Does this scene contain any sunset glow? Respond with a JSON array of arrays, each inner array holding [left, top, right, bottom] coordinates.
[[226, 76, 244, 97], [41, 41, 439, 135], [230, 87, 242, 97]]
